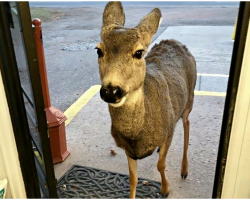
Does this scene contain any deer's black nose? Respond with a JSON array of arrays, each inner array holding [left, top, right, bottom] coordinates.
[[100, 85, 125, 103]]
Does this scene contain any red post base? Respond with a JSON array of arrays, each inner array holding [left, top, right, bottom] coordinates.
[[45, 106, 70, 164]]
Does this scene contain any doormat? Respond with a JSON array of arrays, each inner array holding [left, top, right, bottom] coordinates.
[[57, 165, 164, 199]]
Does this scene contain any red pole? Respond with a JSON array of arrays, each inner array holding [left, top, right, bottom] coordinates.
[[32, 18, 51, 108], [32, 18, 70, 164]]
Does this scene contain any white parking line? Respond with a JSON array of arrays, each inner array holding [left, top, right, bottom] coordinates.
[[197, 73, 229, 77]]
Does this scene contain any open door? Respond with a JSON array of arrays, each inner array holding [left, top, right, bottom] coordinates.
[[0, 2, 57, 198], [212, 2, 250, 198]]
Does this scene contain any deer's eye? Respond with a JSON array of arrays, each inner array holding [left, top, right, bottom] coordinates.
[[134, 50, 144, 59], [95, 47, 103, 58]]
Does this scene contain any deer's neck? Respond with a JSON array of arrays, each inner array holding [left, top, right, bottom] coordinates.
[[108, 87, 145, 140]]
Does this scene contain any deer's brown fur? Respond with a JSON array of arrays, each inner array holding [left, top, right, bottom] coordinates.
[[97, 2, 197, 198]]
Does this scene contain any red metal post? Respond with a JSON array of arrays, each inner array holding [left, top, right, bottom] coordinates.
[[32, 18, 70, 164]]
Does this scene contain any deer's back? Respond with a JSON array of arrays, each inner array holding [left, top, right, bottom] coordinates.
[[145, 39, 196, 121], [135, 39, 197, 157]]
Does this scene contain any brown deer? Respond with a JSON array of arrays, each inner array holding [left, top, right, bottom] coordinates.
[[96, 2, 197, 198]]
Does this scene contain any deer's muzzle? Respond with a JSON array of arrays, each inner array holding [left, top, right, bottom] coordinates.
[[100, 85, 126, 104]]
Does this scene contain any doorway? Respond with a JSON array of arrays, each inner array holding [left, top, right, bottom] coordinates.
[[0, 1, 249, 198]]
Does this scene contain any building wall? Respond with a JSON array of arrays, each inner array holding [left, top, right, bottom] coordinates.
[[0, 71, 26, 198]]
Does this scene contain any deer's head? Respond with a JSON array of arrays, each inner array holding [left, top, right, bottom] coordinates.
[[97, 2, 161, 107]]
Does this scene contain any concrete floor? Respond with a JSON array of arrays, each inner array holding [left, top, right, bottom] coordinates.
[[54, 25, 233, 198], [55, 94, 225, 199]]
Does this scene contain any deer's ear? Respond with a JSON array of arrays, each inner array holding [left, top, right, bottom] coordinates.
[[102, 1, 125, 28], [136, 8, 162, 38]]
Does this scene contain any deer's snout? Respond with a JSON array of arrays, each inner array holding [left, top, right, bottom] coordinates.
[[100, 85, 126, 104]]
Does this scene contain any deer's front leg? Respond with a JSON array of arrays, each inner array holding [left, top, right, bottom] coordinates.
[[157, 135, 173, 197], [126, 154, 138, 199]]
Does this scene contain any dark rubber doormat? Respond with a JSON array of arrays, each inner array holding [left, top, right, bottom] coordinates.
[[57, 165, 164, 199]]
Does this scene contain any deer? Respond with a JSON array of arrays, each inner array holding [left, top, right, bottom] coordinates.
[[96, 2, 197, 198]]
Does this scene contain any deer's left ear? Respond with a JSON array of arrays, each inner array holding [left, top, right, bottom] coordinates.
[[136, 8, 162, 39]]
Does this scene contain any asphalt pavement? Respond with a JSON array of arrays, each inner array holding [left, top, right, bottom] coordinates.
[[36, 4, 238, 111]]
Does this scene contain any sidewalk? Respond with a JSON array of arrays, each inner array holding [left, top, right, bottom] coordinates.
[[54, 26, 234, 198], [150, 26, 234, 93]]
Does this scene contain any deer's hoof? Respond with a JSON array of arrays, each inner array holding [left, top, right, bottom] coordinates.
[[181, 173, 188, 179], [161, 187, 170, 198], [181, 160, 188, 179], [162, 192, 169, 198]]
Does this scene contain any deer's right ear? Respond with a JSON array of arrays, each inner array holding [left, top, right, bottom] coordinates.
[[136, 8, 162, 40], [102, 1, 125, 28]]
